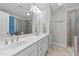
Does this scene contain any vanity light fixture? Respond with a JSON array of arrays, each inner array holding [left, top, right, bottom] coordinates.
[[30, 5, 41, 14], [34, 6, 37, 10]]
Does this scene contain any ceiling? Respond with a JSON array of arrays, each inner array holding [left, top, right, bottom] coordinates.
[[0, 3, 34, 19], [0, 3, 59, 19], [0, 3, 78, 19]]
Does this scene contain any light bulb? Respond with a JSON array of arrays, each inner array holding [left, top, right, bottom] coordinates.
[[34, 6, 37, 10], [26, 13, 30, 15], [30, 8, 33, 11]]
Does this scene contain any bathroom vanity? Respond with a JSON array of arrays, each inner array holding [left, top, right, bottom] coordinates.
[[0, 5, 49, 56], [0, 33, 49, 56]]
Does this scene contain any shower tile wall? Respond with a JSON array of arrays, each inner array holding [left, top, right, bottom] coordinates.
[[23, 20, 32, 34], [15, 18, 32, 35], [16, 19, 22, 35]]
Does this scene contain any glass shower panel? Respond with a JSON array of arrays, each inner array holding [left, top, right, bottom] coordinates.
[[67, 10, 76, 47], [75, 9, 79, 36], [75, 9, 79, 55], [15, 19, 22, 35]]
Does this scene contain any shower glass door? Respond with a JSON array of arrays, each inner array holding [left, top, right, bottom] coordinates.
[[67, 10, 76, 47]]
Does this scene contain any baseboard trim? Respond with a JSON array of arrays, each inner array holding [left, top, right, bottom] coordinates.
[[52, 42, 67, 48]]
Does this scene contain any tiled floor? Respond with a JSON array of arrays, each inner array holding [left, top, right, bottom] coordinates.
[[47, 44, 73, 56]]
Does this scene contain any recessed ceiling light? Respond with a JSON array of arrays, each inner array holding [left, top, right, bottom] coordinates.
[[26, 13, 30, 15]]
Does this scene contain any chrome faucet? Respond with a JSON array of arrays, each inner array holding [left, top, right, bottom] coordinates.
[[11, 37, 14, 43], [5, 39, 8, 44], [16, 36, 19, 41]]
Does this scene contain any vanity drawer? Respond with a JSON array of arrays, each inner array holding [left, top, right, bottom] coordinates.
[[14, 43, 37, 56]]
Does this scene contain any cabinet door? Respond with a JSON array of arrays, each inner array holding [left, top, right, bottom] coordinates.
[[37, 39, 43, 56], [43, 36, 48, 55]]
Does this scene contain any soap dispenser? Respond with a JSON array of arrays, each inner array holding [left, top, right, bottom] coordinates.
[[42, 23, 46, 33], [11, 37, 14, 43], [16, 36, 19, 41], [11, 35, 15, 43], [5, 39, 8, 44]]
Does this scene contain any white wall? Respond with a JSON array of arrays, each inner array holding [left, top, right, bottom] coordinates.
[[49, 8, 54, 46], [0, 11, 9, 35], [52, 9, 67, 47], [32, 4, 50, 34], [32, 12, 40, 33], [32, 4, 52, 46], [40, 8, 50, 33], [51, 4, 79, 47]]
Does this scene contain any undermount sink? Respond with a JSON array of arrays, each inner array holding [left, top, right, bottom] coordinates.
[[0, 41, 27, 52]]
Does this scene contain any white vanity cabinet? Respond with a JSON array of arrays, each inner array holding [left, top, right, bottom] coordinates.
[[37, 35, 49, 56], [14, 43, 37, 56], [42, 36, 48, 56], [13, 35, 49, 56], [37, 39, 43, 56]]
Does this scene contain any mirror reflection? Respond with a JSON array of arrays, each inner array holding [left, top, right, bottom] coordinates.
[[15, 16, 32, 35]]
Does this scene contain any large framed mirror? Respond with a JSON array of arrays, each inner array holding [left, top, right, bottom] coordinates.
[[15, 13, 33, 35]]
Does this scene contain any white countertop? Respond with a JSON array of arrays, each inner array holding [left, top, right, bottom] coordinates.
[[0, 33, 48, 56]]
